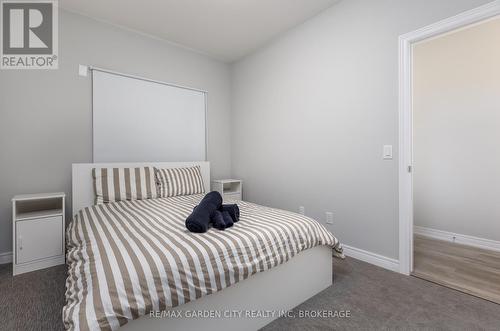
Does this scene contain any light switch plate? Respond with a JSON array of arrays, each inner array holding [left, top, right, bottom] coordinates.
[[383, 145, 393, 160], [78, 64, 88, 77]]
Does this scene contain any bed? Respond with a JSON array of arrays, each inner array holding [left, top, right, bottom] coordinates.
[[65, 162, 343, 331]]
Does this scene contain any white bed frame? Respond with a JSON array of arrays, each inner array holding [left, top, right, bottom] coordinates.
[[71, 161, 333, 331]]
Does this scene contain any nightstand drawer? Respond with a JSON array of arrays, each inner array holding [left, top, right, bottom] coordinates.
[[224, 192, 242, 201], [16, 216, 63, 264]]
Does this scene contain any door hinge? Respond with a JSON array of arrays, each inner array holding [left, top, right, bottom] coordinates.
[[407, 165, 412, 173]]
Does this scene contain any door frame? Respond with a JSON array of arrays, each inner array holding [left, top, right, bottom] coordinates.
[[398, 0, 500, 275]]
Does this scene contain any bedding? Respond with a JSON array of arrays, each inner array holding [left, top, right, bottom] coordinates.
[[63, 194, 343, 331], [92, 167, 158, 204], [155, 166, 205, 197]]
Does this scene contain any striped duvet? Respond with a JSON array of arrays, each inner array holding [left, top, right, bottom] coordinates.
[[63, 194, 343, 331]]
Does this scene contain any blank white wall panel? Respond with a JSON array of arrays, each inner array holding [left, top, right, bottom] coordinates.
[[92, 69, 207, 162]]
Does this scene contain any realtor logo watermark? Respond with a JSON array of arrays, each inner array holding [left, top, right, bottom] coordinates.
[[1, 0, 58, 69]]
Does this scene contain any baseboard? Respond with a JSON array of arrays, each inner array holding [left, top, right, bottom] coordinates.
[[13, 255, 65, 275], [414, 226, 500, 253], [1, 245, 402, 273], [342, 245, 400, 273], [0, 251, 13, 264]]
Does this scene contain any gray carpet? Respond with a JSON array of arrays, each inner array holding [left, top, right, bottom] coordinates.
[[0, 263, 66, 331], [262, 258, 500, 331], [1, 257, 499, 331]]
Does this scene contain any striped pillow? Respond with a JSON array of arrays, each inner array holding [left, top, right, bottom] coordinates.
[[92, 167, 159, 204], [155, 166, 205, 198]]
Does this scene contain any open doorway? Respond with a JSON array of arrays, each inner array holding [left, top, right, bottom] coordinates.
[[411, 15, 500, 304], [398, 2, 500, 303]]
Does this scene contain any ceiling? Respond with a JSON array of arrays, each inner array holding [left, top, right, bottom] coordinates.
[[60, 0, 341, 62]]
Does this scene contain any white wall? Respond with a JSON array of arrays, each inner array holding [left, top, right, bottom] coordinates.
[[413, 18, 500, 241], [0, 10, 232, 255], [230, 0, 492, 259]]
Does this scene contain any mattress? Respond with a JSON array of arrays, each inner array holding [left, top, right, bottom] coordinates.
[[63, 194, 343, 330]]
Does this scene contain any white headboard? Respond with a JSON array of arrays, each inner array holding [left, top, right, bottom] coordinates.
[[72, 161, 210, 215]]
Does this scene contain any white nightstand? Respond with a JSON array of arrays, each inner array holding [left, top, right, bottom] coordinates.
[[211, 179, 242, 201], [12, 192, 66, 275]]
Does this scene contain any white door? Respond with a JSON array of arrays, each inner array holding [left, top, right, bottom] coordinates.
[[16, 216, 63, 264]]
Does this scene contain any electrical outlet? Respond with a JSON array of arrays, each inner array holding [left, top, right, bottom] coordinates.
[[326, 212, 333, 224], [299, 206, 305, 215]]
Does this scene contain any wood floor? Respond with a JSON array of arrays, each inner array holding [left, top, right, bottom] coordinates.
[[413, 235, 500, 304]]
